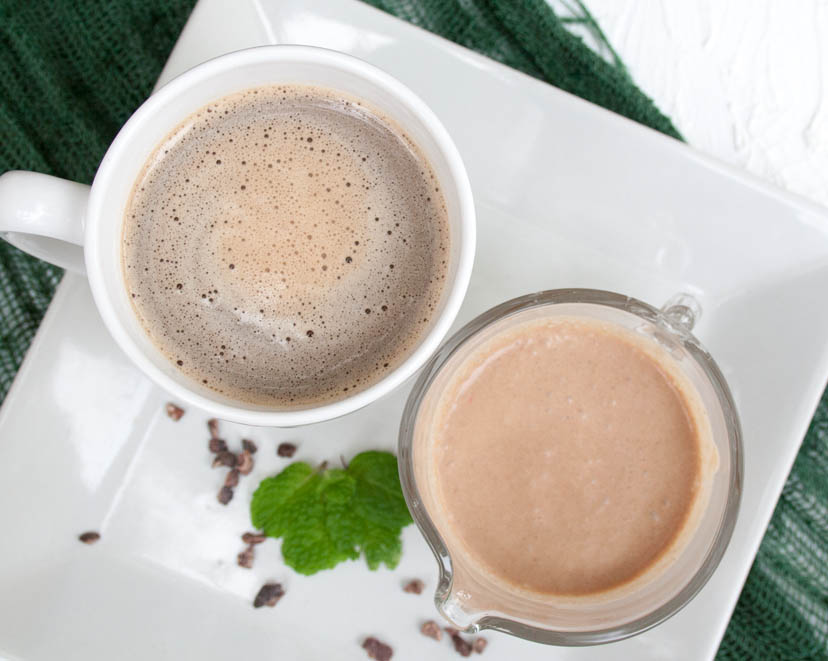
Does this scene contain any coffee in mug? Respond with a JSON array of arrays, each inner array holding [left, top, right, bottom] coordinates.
[[122, 84, 449, 408]]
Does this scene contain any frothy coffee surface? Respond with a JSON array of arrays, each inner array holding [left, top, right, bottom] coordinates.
[[123, 85, 449, 407], [422, 315, 718, 598]]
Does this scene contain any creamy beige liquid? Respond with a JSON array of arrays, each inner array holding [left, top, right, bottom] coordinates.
[[424, 315, 717, 598], [122, 85, 449, 407]]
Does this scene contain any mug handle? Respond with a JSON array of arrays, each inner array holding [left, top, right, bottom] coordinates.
[[0, 171, 89, 273]]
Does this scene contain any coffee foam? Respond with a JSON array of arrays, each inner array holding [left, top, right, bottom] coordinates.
[[122, 85, 449, 407]]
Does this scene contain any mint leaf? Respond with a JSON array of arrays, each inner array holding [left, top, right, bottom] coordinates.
[[251, 464, 356, 574], [250, 451, 412, 575], [362, 520, 403, 571], [250, 462, 316, 536], [349, 451, 413, 531]]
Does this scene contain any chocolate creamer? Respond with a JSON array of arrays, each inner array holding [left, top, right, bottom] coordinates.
[[414, 311, 719, 612]]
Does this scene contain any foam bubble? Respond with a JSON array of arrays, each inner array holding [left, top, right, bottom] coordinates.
[[122, 85, 449, 408]]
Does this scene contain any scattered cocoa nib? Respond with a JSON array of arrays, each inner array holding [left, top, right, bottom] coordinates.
[[237, 545, 255, 569], [448, 630, 473, 657], [277, 442, 297, 458], [207, 418, 220, 439], [420, 620, 442, 641], [165, 403, 185, 421], [253, 582, 284, 608], [208, 437, 228, 454], [213, 451, 237, 468], [472, 638, 487, 654], [362, 637, 393, 661], [241, 438, 258, 454], [403, 578, 424, 594], [78, 531, 100, 544], [217, 486, 234, 505], [242, 532, 267, 545], [224, 469, 240, 488], [237, 450, 254, 475]]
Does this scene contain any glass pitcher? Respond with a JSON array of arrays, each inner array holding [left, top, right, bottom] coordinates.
[[398, 289, 742, 645]]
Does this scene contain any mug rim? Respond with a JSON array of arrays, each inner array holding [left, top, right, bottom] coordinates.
[[398, 288, 743, 645], [85, 45, 476, 426]]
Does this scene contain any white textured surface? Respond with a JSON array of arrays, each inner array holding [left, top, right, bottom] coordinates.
[[586, 0, 828, 208]]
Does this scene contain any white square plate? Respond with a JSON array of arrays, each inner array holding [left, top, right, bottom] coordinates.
[[2, 1, 828, 659]]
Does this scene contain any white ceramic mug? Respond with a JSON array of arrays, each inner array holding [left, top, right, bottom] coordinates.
[[0, 45, 476, 426]]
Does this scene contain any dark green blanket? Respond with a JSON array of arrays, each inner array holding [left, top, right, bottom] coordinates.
[[1, 1, 825, 657]]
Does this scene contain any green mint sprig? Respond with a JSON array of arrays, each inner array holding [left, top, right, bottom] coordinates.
[[250, 451, 413, 575]]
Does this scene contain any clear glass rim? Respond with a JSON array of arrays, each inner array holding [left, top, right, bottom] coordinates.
[[398, 288, 744, 646]]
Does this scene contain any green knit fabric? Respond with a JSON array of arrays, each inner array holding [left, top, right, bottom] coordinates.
[[0, 1, 825, 658]]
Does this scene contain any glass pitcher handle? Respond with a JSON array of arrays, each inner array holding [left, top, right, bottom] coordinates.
[[660, 293, 702, 335]]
